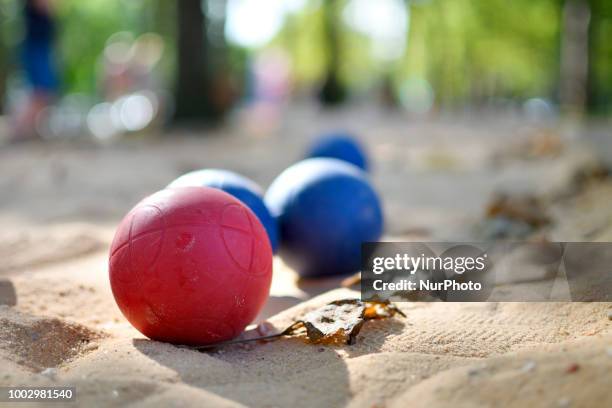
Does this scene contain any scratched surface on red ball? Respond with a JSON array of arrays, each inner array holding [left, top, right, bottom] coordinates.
[[109, 187, 273, 345]]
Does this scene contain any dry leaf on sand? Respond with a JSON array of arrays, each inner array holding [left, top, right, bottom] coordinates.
[[284, 299, 366, 345], [485, 193, 550, 227], [190, 299, 404, 350]]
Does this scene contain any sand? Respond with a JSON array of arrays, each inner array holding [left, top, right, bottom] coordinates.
[[0, 111, 610, 407]]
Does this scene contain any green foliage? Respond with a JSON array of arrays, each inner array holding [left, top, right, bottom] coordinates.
[[270, 0, 571, 106], [55, 0, 149, 94], [272, 2, 329, 86], [2, 0, 612, 113], [402, 0, 561, 105]]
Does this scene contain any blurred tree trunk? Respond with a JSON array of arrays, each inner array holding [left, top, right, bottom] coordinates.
[[174, 0, 232, 123], [174, 0, 210, 121], [559, 0, 591, 116], [318, 0, 347, 106], [585, 0, 612, 113], [206, 0, 236, 116], [0, 70, 5, 115], [0, 33, 6, 114], [585, 0, 598, 112]]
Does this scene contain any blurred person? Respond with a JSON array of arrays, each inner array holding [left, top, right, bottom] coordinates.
[[12, 0, 59, 140], [240, 49, 292, 136], [252, 49, 292, 106]]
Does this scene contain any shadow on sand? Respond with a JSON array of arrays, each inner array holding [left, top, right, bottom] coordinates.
[[132, 311, 405, 407]]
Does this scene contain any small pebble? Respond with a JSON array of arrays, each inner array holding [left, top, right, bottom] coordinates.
[[256, 321, 277, 337], [112, 390, 119, 398], [40, 367, 57, 379], [565, 363, 580, 373], [468, 367, 482, 377], [521, 360, 536, 373], [557, 397, 571, 407], [607, 311, 612, 321]]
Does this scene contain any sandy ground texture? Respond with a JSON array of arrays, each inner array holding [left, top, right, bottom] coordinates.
[[0, 110, 611, 407]]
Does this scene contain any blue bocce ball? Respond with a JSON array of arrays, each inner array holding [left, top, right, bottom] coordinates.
[[169, 169, 279, 253], [265, 158, 383, 277]]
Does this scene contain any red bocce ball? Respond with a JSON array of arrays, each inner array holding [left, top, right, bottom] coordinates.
[[109, 187, 273, 345]]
